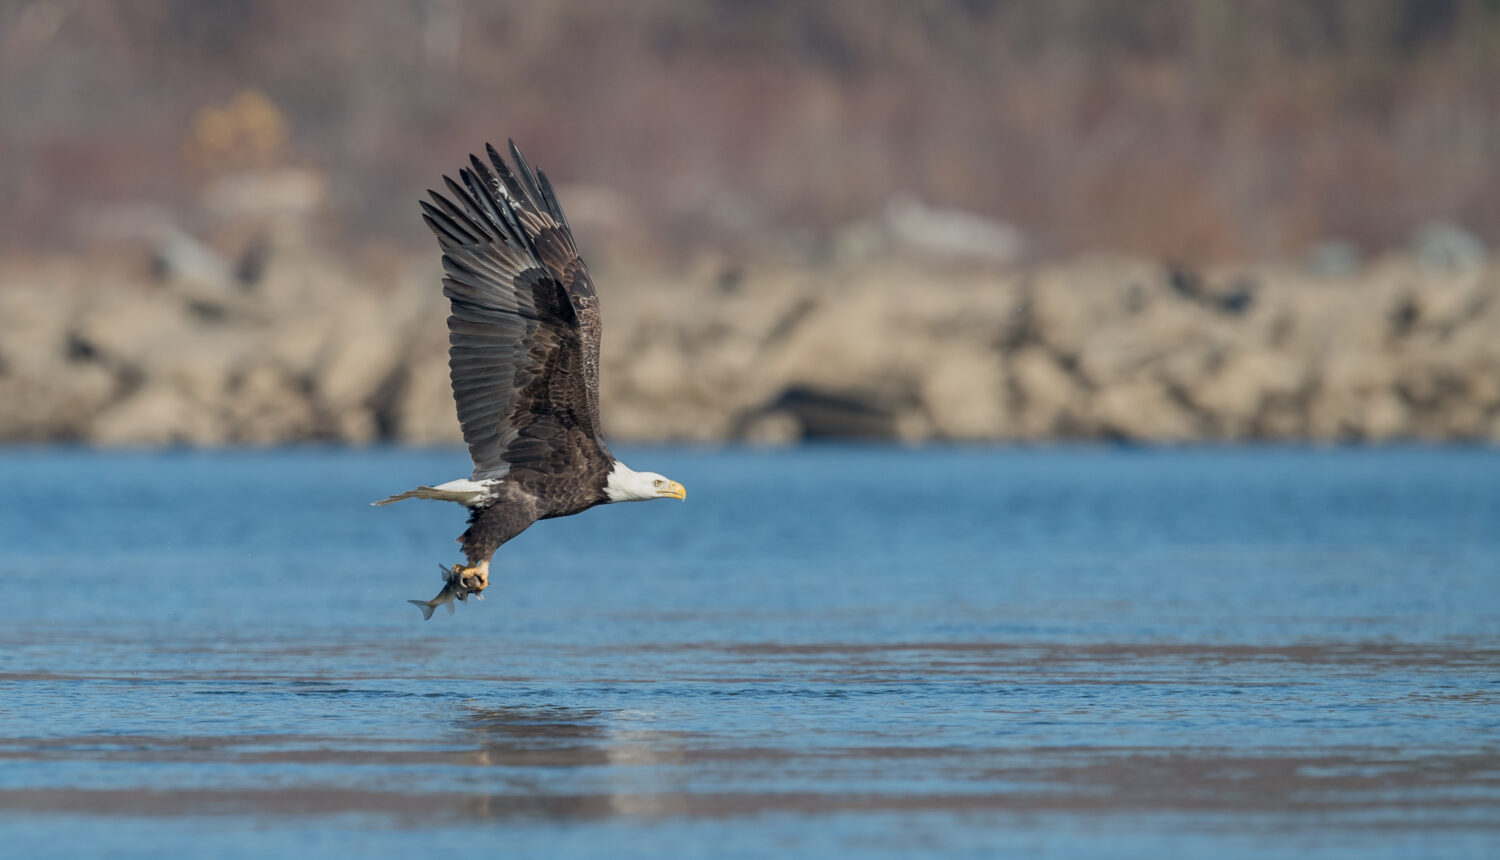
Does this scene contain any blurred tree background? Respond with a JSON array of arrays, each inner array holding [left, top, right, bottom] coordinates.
[[4, 0, 1500, 447], [4, 0, 1498, 264]]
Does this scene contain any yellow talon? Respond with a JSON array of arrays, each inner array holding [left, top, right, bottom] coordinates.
[[450, 560, 490, 597]]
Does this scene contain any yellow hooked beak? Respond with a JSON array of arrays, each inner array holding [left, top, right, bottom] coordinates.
[[660, 480, 686, 500]]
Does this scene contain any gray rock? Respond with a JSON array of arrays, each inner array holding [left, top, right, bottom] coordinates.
[[882, 195, 1025, 264], [1413, 221, 1486, 272], [1305, 241, 1362, 278]]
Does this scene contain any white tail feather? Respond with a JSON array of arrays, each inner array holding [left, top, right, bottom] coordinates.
[[372, 479, 493, 507], [375, 489, 426, 506]]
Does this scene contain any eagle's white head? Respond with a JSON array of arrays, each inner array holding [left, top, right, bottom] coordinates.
[[604, 461, 687, 503]]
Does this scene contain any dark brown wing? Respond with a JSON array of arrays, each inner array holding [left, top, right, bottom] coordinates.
[[420, 141, 608, 481]]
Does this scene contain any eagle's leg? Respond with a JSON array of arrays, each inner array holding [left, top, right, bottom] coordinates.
[[452, 495, 537, 603]]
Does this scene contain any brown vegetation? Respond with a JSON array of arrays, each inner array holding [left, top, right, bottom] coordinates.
[[4, 0, 1499, 262]]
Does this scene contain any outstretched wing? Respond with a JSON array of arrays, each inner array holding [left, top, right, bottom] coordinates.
[[420, 141, 607, 481]]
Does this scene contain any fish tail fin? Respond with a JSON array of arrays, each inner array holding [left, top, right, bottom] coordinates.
[[408, 599, 437, 621]]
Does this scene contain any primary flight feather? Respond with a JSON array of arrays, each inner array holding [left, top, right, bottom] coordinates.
[[375, 141, 685, 619]]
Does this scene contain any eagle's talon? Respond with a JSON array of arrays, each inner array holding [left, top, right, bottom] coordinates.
[[450, 560, 490, 597]]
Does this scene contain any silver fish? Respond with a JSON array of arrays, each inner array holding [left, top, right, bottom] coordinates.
[[407, 564, 482, 621]]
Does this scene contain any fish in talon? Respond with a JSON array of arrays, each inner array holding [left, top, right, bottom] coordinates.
[[407, 577, 467, 621]]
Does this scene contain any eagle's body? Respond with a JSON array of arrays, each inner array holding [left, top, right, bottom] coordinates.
[[375, 142, 684, 616]]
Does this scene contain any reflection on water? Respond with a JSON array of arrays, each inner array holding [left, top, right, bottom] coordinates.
[[460, 705, 611, 750], [0, 447, 1498, 857], [9, 636, 1494, 820]]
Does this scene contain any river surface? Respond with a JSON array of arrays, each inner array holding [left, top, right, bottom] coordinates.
[[0, 446, 1497, 858]]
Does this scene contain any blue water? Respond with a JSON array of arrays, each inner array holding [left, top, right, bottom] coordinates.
[[1, 446, 1497, 858]]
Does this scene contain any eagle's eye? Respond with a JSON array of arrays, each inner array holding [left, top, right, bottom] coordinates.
[[653, 479, 664, 488]]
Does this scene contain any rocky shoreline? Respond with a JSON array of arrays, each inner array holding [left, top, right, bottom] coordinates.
[[2, 251, 1497, 446]]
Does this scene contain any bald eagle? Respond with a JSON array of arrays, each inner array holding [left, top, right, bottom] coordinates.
[[375, 142, 685, 618]]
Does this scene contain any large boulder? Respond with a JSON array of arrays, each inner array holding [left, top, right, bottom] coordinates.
[[90, 382, 224, 446]]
